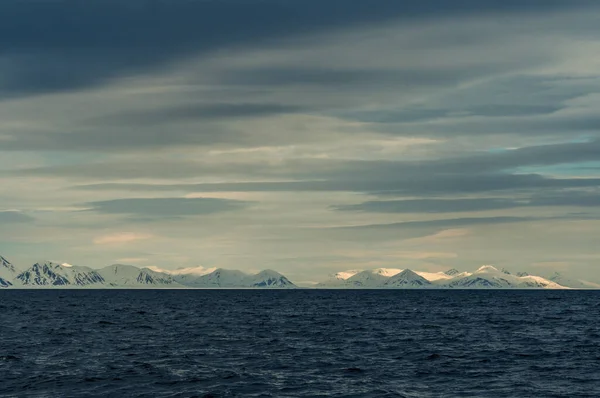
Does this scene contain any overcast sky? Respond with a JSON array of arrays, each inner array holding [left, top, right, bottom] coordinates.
[[1, 0, 600, 282]]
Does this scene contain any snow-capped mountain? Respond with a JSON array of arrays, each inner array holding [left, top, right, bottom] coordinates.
[[548, 272, 600, 289], [414, 271, 454, 282], [242, 269, 295, 288], [332, 270, 362, 280], [317, 269, 363, 286], [444, 266, 566, 289], [383, 269, 432, 288], [343, 269, 397, 288], [174, 268, 248, 288], [0, 254, 299, 289], [316, 264, 579, 289], [15, 261, 105, 287], [10, 261, 176, 288], [173, 268, 296, 288], [318, 267, 453, 288], [97, 264, 178, 287], [0, 256, 20, 288], [2, 252, 598, 290]]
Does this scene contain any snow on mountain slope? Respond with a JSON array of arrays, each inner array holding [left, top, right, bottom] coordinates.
[[316, 264, 573, 289], [548, 272, 600, 289], [316, 268, 401, 287], [0, 255, 20, 288], [243, 269, 296, 288], [343, 269, 394, 288], [443, 265, 567, 289], [316, 270, 363, 287], [334, 270, 361, 280], [15, 261, 105, 287], [373, 268, 403, 277], [317, 267, 462, 287], [174, 268, 248, 287], [444, 269, 461, 276], [444, 265, 517, 289], [415, 271, 453, 282], [174, 268, 296, 288], [383, 269, 432, 288], [97, 264, 178, 287], [516, 275, 566, 289], [148, 265, 217, 276]]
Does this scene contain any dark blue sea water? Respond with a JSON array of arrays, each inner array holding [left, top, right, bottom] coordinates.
[[1, 290, 600, 397]]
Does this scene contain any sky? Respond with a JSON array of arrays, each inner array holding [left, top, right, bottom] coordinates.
[[1, 0, 600, 283]]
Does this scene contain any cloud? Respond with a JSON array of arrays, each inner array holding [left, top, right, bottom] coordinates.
[[115, 257, 148, 264], [335, 198, 523, 213], [2, 0, 593, 97], [8, 138, 598, 198], [337, 216, 543, 231], [0, 210, 33, 223], [1, 6, 600, 154], [70, 175, 600, 196], [392, 251, 458, 260], [2, 1, 600, 280], [217, 67, 476, 89], [94, 232, 154, 245], [334, 191, 600, 213], [82, 197, 252, 219], [105, 103, 307, 126], [531, 261, 570, 269], [403, 229, 471, 245]]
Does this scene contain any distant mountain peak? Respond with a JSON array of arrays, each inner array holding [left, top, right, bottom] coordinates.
[[476, 265, 499, 273], [384, 269, 431, 288], [98, 264, 176, 286], [0, 255, 18, 288], [245, 269, 296, 288], [1, 255, 14, 267], [444, 268, 461, 276]]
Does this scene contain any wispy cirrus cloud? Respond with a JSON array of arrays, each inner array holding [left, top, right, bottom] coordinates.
[[94, 232, 154, 245]]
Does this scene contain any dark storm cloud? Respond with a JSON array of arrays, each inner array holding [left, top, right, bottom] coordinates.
[[0, 0, 595, 97], [0, 211, 33, 223], [344, 75, 595, 124], [82, 197, 251, 218]]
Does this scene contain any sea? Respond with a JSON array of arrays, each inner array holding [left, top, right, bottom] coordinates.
[[1, 290, 599, 397]]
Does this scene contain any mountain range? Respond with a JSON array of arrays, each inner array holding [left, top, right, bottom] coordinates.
[[316, 265, 600, 289], [0, 255, 295, 289], [2, 254, 599, 289]]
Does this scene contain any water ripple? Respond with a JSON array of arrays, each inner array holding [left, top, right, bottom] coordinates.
[[1, 290, 599, 397]]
